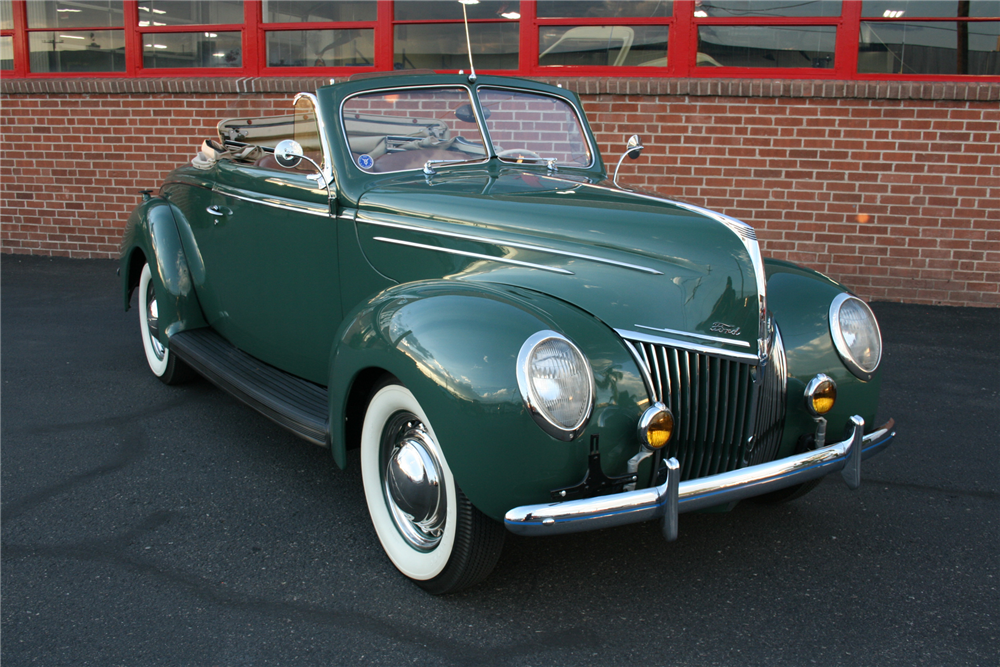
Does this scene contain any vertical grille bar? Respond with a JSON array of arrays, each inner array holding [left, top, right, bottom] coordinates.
[[623, 325, 787, 482]]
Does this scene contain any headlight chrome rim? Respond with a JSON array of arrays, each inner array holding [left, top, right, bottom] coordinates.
[[516, 330, 594, 442], [829, 293, 882, 381]]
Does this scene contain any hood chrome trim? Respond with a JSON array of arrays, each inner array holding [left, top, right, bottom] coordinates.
[[373, 237, 574, 275], [633, 324, 752, 348], [357, 214, 663, 275], [616, 329, 759, 364]]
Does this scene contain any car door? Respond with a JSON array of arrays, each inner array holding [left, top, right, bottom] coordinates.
[[203, 158, 340, 385]]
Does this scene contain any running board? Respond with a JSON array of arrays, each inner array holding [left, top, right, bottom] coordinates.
[[169, 328, 329, 446]]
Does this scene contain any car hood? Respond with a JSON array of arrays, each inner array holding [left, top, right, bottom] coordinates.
[[354, 169, 765, 357]]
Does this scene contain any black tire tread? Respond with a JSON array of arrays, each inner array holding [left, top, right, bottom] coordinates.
[[416, 485, 506, 595]]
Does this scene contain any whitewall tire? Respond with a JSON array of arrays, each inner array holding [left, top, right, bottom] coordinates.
[[138, 262, 192, 385], [361, 380, 504, 594]]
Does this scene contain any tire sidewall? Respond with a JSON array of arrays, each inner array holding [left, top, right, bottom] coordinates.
[[138, 263, 170, 377], [361, 384, 458, 581]]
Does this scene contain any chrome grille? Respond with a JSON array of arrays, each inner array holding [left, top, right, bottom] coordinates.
[[623, 327, 787, 481]]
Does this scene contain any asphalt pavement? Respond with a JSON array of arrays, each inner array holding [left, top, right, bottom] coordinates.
[[2, 254, 998, 667]]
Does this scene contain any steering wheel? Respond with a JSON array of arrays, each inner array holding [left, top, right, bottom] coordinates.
[[497, 148, 542, 161]]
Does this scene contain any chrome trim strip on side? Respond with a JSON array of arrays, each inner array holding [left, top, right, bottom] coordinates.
[[633, 324, 752, 348], [338, 207, 358, 221], [373, 237, 574, 275], [616, 328, 759, 364], [215, 188, 331, 218], [357, 214, 663, 275], [504, 417, 896, 538]]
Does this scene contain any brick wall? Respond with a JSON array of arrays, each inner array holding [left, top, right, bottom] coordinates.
[[1, 77, 997, 307]]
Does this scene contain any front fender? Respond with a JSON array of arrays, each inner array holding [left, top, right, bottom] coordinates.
[[328, 280, 649, 521], [766, 259, 882, 457], [119, 197, 207, 344]]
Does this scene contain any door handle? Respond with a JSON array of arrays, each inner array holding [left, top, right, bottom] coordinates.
[[206, 205, 231, 216]]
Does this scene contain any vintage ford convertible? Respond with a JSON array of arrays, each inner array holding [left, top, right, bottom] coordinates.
[[120, 72, 896, 594]]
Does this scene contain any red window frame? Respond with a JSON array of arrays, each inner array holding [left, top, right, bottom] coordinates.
[[1, 0, 997, 82]]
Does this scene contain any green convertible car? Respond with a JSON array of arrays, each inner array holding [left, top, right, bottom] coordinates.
[[120, 72, 896, 594]]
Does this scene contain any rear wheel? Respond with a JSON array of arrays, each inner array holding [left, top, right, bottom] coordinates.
[[138, 263, 193, 385], [361, 380, 504, 594]]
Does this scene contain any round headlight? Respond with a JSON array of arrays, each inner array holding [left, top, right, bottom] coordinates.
[[516, 331, 594, 441], [829, 293, 882, 381]]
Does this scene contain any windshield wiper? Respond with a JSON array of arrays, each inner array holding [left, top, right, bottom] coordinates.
[[497, 155, 560, 172], [422, 157, 487, 175]]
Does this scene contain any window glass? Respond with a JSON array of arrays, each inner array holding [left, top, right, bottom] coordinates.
[[395, 1, 520, 21], [694, 1, 841, 18], [537, 1, 672, 18], [1, 0, 12, 31], [267, 29, 374, 67], [342, 87, 487, 173], [394, 22, 518, 70], [143, 31, 241, 68], [862, 1, 1000, 18], [478, 89, 592, 167], [859, 20, 1000, 74], [264, 0, 376, 23], [27, 1, 123, 29], [28, 30, 125, 72], [540, 25, 668, 66], [141, 1, 243, 27], [1, 35, 12, 69], [698, 25, 837, 67]]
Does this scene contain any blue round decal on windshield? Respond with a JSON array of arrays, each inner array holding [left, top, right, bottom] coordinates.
[[358, 154, 374, 169]]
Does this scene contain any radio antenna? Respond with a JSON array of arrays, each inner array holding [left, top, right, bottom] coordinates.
[[459, 0, 478, 82]]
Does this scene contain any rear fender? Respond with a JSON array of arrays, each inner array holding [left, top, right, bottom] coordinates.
[[328, 280, 649, 520], [119, 198, 207, 344]]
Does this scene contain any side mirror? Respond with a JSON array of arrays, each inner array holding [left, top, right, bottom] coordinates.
[[626, 134, 643, 160], [613, 134, 646, 187], [274, 139, 304, 169], [272, 138, 333, 201]]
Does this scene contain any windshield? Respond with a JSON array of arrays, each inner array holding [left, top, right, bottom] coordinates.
[[477, 88, 592, 168], [342, 87, 488, 173]]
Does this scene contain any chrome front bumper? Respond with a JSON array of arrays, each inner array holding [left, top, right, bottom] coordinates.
[[504, 416, 896, 540]]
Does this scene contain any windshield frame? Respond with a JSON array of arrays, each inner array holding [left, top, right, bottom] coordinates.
[[339, 84, 492, 175]]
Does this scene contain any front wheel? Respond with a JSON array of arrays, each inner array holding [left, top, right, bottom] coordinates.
[[361, 381, 504, 594], [138, 263, 193, 385]]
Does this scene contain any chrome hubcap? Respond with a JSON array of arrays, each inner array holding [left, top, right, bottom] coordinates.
[[145, 279, 165, 361], [382, 413, 445, 551]]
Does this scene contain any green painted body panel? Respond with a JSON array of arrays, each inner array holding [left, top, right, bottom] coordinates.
[[328, 280, 648, 520], [765, 259, 882, 458], [119, 72, 887, 522], [119, 198, 208, 345], [353, 169, 761, 353]]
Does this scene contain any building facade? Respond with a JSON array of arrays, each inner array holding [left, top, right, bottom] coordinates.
[[2, 1, 998, 306]]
